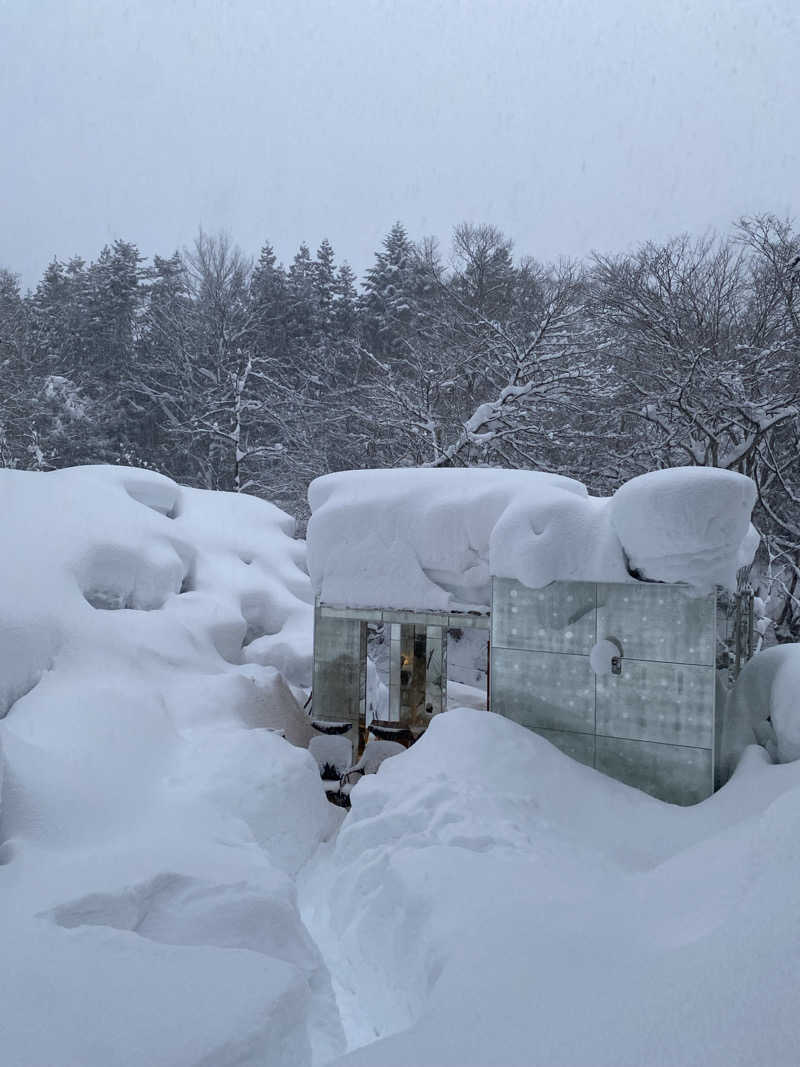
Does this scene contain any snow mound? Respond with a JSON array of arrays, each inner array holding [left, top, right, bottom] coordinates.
[[307, 466, 758, 610], [609, 466, 757, 589], [0, 465, 343, 1066], [303, 708, 800, 1066], [310, 734, 353, 779], [350, 738, 406, 776], [722, 644, 800, 770]]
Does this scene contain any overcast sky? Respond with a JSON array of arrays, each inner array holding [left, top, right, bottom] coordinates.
[[1, 0, 797, 287]]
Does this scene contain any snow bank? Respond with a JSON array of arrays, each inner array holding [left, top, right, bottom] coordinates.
[[722, 644, 800, 771], [0, 465, 343, 1066], [307, 466, 758, 610], [302, 708, 800, 1066]]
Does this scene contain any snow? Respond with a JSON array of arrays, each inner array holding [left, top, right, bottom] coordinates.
[[446, 678, 487, 710], [771, 649, 800, 761], [310, 734, 353, 778], [349, 738, 407, 775], [589, 636, 622, 674], [307, 466, 758, 610], [301, 708, 800, 1067], [0, 465, 344, 1066], [609, 466, 757, 589], [722, 644, 800, 769], [2, 461, 797, 1067]]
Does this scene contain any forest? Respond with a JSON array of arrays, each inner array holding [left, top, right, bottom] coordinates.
[[1, 214, 799, 638]]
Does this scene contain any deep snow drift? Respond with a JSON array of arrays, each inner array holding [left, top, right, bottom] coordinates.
[[307, 466, 758, 611], [303, 708, 800, 1067], [0, 465, 343, 1066]]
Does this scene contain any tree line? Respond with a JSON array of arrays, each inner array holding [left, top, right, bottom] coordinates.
[[1, 216, 799, 638]]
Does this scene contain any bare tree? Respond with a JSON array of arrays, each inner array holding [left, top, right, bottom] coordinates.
[[133, 232, 289, 492], [736, 216, 800, 638], [590, 225, 800, 638], [590, 233, 798, 473]]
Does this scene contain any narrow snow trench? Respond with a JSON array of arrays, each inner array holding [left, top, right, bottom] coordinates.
[[298, 817, 387, 1061]]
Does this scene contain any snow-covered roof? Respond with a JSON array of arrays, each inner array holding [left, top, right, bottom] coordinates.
[[307, 466, 758, 610]]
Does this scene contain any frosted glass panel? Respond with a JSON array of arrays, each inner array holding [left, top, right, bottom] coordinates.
[[312, 609, 364, 751], [596, 661, 714, 748], [388, 622, 402, 721], [596, 583, 715, 665], [492, 578, 596, 654], [491, 647, 595, 734], [534, 727, 595, 769], [490, 576, 718, 805], [424, 625, 446, 719], [595, 736, 713, 805]]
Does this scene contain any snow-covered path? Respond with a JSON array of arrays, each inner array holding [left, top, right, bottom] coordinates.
[[299, 828, 387, 1057]]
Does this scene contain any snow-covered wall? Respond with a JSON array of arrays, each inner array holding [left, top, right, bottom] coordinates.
[[307, 466, 758, 610]]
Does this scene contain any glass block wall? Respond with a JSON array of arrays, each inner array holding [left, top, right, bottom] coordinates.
[[490, 578, 717, 805]]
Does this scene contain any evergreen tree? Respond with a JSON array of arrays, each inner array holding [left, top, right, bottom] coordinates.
[[79, 240, 146, 463], [28, 257, 87, 370], [131, 252, 195, 476], [249, 242, 289, 372], [313, 239, 337, 336], [361, 222, 419, 355], [0, 269, 25, 363], [251, 242, 283, 302], [333, 262, 358, 338], [23, 258, 96, 466], [285, 242, 315, 344], [84, 240, 145, 383], [0, 269, 29, 466], [251, 242, 287, 329]]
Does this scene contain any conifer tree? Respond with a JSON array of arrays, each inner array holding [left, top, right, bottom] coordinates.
[[333, 262, 358, 338], [361, 222, 419, 356], [0, 269, 30, 466], [249, 241, 289, 369], [286, 242, 315, 345], [313, 239, 337, 336]]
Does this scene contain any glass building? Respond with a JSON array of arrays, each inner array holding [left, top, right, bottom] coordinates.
[[312, 576, 740, 805]]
